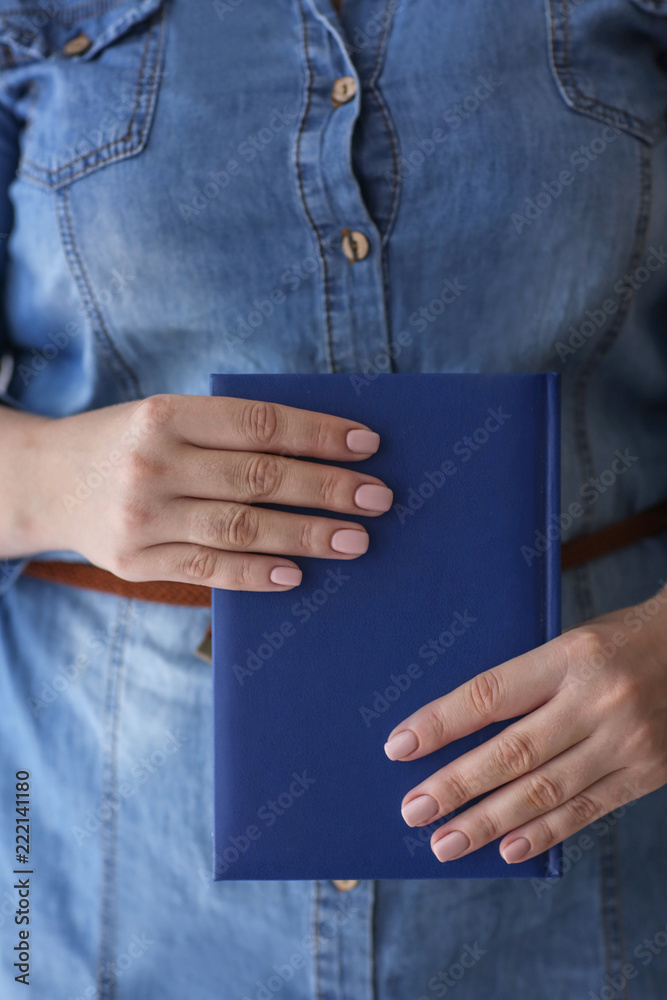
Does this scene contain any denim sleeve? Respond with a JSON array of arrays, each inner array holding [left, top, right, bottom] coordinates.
[[0, 100, 29, 595]]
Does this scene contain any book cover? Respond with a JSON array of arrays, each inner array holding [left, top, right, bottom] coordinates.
[[211, 372, 561, 881]]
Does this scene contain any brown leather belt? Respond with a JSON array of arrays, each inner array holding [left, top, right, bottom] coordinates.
[[21, 500, 667, 607]]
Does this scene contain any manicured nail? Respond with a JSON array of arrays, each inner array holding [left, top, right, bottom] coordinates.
[[354, 484, 393, 511], [384, 730, 418, 760], [269, 566, 302, 587], [401, 794, 439, 826], [347, 429, 380, 453], [330, 529, 369, 554], [432, 830, 470, 862], [501, 837, 531, 863]]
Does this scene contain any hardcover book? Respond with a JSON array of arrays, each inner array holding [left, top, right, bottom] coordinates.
[[211, 372, 561, 880]]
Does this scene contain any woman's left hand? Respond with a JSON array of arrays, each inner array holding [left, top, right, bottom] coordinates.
[[383, 587, 667, 864]]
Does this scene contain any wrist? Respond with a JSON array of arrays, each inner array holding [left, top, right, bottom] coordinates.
[[0, 410, 65, 557]]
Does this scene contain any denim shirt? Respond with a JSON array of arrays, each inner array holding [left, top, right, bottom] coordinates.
[[1, 1, 667, 997]]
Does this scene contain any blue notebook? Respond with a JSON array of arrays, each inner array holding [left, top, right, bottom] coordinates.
[[211, 372, 561, 881]]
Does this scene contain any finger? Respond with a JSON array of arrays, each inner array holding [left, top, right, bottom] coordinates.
[[399, 694, 593, 826], [497, 769, 637, 865], [173, 445, 393, 516], [383, 637, 570, 761], [136, 394, 383, 460], [115, 543, 305, 591], [428, 741, 615, 864], [160, 498, 370, 559]]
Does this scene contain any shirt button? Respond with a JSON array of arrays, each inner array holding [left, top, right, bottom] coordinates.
[[331, 75, 357, 106], [331, 879, 360, 891], [63, 32, 92, 56], [341, 229, 370, 263]]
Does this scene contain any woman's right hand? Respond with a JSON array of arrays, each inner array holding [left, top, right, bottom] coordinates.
[[6, 394, 393, 590]]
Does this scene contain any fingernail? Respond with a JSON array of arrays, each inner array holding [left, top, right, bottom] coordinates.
[[347, 429, 380, 453], [330, 529, 369, 554], [269, 566, 302, 587], [384, 730, 418, 760], [354, 484, 393, 512], [401, 794, 439, 826], [432, 830, 470, 862], [501, 837, 531, 863]]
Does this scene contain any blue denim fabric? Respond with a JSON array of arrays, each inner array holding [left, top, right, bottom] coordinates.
[[1, 0, 667, 996]]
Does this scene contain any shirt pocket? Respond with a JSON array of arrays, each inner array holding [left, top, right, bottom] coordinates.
[[0, 0, 168, 189], [545, 0, 667, 144]]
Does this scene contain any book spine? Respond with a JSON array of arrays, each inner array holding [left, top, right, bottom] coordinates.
[[544, 372, 561, 644], [544, 372, 563, 880]]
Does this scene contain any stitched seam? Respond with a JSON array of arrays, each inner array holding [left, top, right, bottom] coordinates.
[[367, 0, 400, 374], [550, 0, 665, 140], [96, 598, 131, 1000], [314, 880, 323, 1000], [56, 186, 142, 399], [367, 1, 400, 246], [295, 0, 335, 374], [568, 141, 651, 621], [20, 7, 159, 182], [599, 822, 628, 997], [571, 141, 652, 534]]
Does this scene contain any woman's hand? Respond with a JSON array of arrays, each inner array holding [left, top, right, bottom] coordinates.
[[3, 394, 393, 590], [383, 589, 667, 864]]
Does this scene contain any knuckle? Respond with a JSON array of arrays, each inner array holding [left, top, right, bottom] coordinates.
[[297, 518, 315, 553], [533, 815, 556, 847], [131, 394, 174, 437], [180, 547, 217, 582], [231, 556, 257, 590], [119, 446, 165, 489], [494, 730, 539, 778], [113, 498, 155, 543], [568, 792, 601, 826], [444, 770, 471, 810], [570, 626, 607, 666], [475, 811, 500, 842], [311, 417, 335, 455], [422, 705, 448, 747], [241, 400, 281, 449], [524, 773, 563, 812], [222, 505, 260, 550], [108, 550, 139, 581], [466, 670, 504, 719], [243, 453, 282, 500], [315, 467, 342, 509]]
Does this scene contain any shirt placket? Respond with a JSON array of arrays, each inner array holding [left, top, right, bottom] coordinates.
[[294, 0, 393, 375]]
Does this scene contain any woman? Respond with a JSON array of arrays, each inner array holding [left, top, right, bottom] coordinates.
[[1, 0, 666, 996]]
